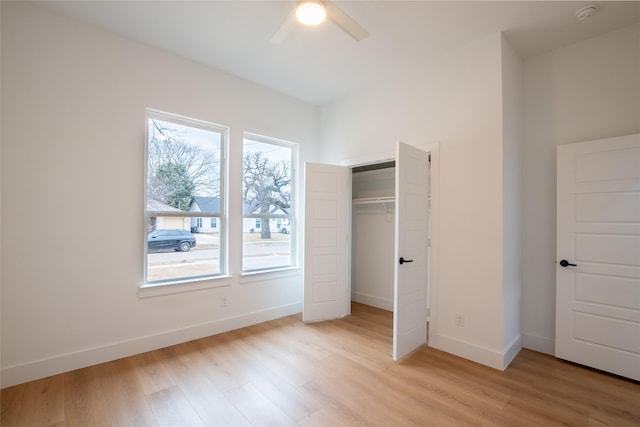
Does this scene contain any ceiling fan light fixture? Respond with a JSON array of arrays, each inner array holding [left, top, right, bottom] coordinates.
[[296, 1, 327, 26]]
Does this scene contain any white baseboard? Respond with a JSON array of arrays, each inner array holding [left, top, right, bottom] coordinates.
[[1, 302, 302, 388], [502, 334, 522, 369], [521, 332, 555, 355], [352, 292, 393, 311], [429, 332, 522, 371]]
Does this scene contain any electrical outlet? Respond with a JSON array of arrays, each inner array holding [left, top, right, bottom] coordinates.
[[455, 313, 465, 327], [221, 296, 229, 307]]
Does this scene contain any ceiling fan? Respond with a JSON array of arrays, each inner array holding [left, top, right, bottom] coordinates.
[[270, 0, 369, 44]]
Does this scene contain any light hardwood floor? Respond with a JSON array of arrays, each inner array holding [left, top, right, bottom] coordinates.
[[2, 303, 639, 426]]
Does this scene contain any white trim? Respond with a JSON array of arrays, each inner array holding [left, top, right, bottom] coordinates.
[[429, 332, 522, 371], [147, 211, 223, 219], [0, 302, 302, 388], [522, 332, 555, 355], [143, 108, 229, 283], [502, 334, 523, 369], [240, 267, 301, 283], [139, 275, 233, 298], [338, 141, 436, 168], [241, 132, 299, 274], [146, 108, 228, 132], [425, 141, 441, 356], [352, 292, 393, 312], [339, 150, 395, 167]]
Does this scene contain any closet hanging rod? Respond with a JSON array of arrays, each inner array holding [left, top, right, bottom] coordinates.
[[352, 196, 395, 206]]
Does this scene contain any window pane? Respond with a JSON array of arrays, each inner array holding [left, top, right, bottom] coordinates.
[[147, 118, 221, 213], [146, 217, 220, 282], [242, 136, 295, 271], [145, 112, 225, 283], [243, 140, 291, 213], [242, 223, 292, 271]]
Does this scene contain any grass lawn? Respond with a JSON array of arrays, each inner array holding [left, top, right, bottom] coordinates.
[[243, 232, 290, 242]]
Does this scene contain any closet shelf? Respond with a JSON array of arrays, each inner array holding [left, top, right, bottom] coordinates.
[[352, 197, 395, 206]]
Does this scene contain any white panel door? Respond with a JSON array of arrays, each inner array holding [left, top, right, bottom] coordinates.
[[556, 133, 640, 381], [303, 163, 350, 322], [393, 142, 430, 360]]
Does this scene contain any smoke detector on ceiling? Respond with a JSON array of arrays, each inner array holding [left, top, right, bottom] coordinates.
[[575, 5, 597, 21]]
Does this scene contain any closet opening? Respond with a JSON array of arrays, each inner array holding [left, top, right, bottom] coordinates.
[[351, 161, 396, 313], [349, 152, 432, 359], [303, 142, 433, 360]]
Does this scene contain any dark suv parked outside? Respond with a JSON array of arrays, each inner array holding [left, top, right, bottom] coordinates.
[[148, 229, 197, 252]]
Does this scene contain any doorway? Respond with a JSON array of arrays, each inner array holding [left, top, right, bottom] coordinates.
[[555, 133, 640, 381], [304, 142, 433, 360], [351, 161, 396, 312]]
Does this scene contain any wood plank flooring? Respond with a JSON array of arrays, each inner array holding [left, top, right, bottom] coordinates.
[[2, 303, 639, 426]]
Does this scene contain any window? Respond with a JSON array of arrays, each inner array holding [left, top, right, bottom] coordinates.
[[144, 110, 226, 284], [242, 133, 296, 272]]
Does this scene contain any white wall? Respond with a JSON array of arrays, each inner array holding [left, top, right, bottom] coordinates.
[[500, 36, 523, 363], [4, 2, 637, 388], [351, 167, 395, 311], [321, 33, 518, 369], [351, 205, 395, 310], [0, 1, 3, 378], [521, 23, 640, 354], [0, 2, 320, 387]]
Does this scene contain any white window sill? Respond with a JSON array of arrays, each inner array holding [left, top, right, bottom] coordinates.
[[240, 266, 301, 284], [139, 275, 232, 298]]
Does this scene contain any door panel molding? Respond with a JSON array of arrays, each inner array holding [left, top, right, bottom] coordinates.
[[556, 133, 640, 381]]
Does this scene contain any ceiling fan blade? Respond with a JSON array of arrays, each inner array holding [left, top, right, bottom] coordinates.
[[270, 8, 298, 44], [324, 0, 369, 41]]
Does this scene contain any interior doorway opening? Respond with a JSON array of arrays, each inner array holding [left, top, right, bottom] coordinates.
[[351, 161, 396, 312], [304, 142, 432, 360], [350, 157, 431, 358]]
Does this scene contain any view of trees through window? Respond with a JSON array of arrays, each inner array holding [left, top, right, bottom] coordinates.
[[242, 136, 295, 271], [144, 112, 297, 285], [145, 112, 224, 283]]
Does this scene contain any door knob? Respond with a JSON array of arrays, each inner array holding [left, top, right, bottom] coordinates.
[[559, 259, 577, 267], [399, 257, 413, 265]]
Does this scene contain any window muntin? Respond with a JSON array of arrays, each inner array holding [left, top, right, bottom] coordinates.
[[144, 110, 226, 284], [242, 134, 296, 272]]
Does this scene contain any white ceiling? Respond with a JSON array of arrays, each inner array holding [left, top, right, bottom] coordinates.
[[34, 1, 640, 106]]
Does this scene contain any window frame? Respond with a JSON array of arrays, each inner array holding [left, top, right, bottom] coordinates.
[[242, 132, 298, 274], [142, 109, 228, 287]]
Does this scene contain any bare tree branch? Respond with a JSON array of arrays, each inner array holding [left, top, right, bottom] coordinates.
[[243, 151, 291, 239], [147, 120, 220, 210]]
